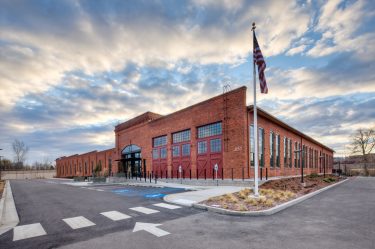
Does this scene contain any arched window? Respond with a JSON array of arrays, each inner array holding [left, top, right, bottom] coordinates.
[[122, 144, 141, 154]]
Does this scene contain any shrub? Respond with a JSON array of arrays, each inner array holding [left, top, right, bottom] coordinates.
[[264, 199, 274, 207], [238, 188, 251, 199], [323, 177, 336, 183], [308, 173, 319, 178]]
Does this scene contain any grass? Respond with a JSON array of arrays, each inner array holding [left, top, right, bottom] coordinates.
[[0, 180, 4, 198], [206, 188, 296, 211]]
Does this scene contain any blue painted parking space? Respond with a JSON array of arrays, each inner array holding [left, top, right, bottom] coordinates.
[[109, 187, 184, 198]]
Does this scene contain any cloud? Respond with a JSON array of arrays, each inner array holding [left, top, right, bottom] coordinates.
[[307, 0, 375, 60], [0, 0, 312, 108]]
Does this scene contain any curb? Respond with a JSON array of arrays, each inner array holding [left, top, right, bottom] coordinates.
[[192, 178, 349, 216], [0, 180, 20, 235]]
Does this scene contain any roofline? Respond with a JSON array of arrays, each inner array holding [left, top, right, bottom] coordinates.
[[247, 105, 335, 152], [115, 86, 247, 133]]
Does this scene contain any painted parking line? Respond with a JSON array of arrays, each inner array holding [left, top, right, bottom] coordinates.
[[129, 207, 160, 214], [100, 211, 131, 221], [62, 216, 96, 229], [153, 203, 181, 210], [13, 223, 47, 241]]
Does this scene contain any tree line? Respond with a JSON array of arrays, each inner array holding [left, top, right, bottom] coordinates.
[[0, 139, 54, 171]]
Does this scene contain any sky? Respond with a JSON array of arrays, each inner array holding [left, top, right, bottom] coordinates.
[[1, 0, 375, 164]]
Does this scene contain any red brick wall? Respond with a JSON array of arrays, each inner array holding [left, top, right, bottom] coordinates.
[[55, 86, 334, 179], [115, 86, 248, 178], [247, 112, 334, 179]]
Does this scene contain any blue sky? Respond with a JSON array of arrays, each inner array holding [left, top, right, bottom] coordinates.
[[0, 0, 374, 164]]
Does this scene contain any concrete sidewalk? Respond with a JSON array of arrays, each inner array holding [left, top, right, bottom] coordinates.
[[164, 186, 247, 206]]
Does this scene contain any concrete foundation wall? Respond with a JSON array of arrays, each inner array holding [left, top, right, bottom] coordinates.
[[1, 170, 56, 180]]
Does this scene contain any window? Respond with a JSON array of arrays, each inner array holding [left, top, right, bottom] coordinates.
[[289, 139, 292, 167], [276, 134, 280, 167], [153, 135, 167, 147], [284, 137, 287, 166], [198, 122, 222, 138], [173, 130, 191, 143], [302, 145, 305, 168], [210, 138, 221, 153], [270, 132, 274, 167], [182, 144, 190, 156], [152, 149, 159, 159], [160, 147, 167, 159], [259, 128, 265, 167], [250, 126, 265, 167], [294, 142, 297, 168], [198, 141, 207, 154], [172, 145, 180, 157]]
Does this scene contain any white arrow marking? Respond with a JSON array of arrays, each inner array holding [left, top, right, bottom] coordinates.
[[133, 222, 170, 237]]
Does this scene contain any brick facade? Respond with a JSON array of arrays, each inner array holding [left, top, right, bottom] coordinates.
[[56, 86, 334, 179]]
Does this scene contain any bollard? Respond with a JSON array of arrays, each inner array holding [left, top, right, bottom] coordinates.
[[166, 170, 168, 179], [222, 168, 224, 180], [242, 167, 244, 181], [177, 169, 179, 179], [231, 168, 233, 181], [266, 168, 268, 180], [190, 169, 192, 179], [260, 168, 263, 180], [155, 175, 157, 184], [196, 169, 199, 180], [183, 170, 185, 179], [149, 173, 151, 183], [204, 169, 206, 180], [212, 169, 214, 180]]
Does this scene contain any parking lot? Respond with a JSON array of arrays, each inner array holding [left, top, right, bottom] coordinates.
[[0, 177, 374, 249]]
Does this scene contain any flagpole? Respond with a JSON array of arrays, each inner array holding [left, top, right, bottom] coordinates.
[[252, 22, 259, 197]]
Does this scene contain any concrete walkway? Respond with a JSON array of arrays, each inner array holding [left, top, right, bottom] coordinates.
[[164, 186, 247, 206]]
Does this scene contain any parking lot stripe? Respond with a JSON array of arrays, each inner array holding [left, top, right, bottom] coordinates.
[[13, 223, 47, 241], [153, 203, 181, 210], [100, 211, 131, 221], [129, 207, 160, 214], [62, 216, 96, 229]]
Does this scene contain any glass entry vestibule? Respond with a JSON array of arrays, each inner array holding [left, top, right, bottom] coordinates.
[[121, 144, 143, 177]]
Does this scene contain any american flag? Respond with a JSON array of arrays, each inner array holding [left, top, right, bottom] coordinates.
[[253, 32, 268, 94]]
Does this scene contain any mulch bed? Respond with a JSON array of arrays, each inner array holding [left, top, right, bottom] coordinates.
[[261, 175, 342, 197], [202, 175, 344, 212]]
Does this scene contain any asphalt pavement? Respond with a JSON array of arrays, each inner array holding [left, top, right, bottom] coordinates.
[[0, 179, 199, 249], [0, 177, 374, 249]]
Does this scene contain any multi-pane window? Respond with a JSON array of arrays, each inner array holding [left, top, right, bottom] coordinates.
[[182, 144, 190, 156], [289, 139, 292, 167], [250, 126, 264, 167], [172, 145, 180, 157], [270, 132, 274, 167], [152, 149, 159, 159], [153, 135, 167, 147], [160, 147, 167, 159], [198, 122, 222, 138], [294, 142, 298, 168], [259, 128, 264, 167], [284, 137, 287, 166], [173, 130, 191, 143], [276, 134, 280, 167], [210, 138, 222, 153], [302, 145, 306, 168], [198, 141, 207, 154]]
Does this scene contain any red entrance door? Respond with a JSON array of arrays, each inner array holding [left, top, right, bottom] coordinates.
[[152, 146, 167, 177], [196, 135, 223, 178], [172, 143, 191, 178]]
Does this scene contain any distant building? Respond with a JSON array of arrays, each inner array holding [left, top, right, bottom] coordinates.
[[56, 86, 334, 179]]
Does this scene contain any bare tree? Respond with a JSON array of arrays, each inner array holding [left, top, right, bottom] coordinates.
[[350, 127, 375, 175], [12, 139, 29, 168]]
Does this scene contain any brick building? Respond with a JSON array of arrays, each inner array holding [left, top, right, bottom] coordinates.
[[56, 86, 334, 179]]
